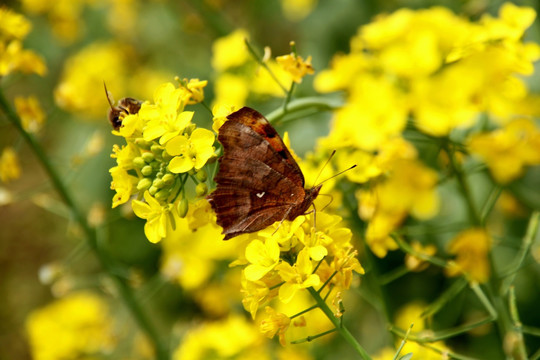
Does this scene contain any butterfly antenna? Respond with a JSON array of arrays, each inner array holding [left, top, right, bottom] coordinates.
[[313, 150, 336, 186], [317, 164, 357, 186]]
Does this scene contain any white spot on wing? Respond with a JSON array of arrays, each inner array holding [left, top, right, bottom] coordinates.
[[256, 192, 265, 198]]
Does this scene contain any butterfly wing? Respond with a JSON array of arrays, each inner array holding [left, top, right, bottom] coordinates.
[[208, 107, 307, 239], [224, 107, 305, 186]]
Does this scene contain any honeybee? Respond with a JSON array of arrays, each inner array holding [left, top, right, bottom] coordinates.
[[104, 83, 142, 130]]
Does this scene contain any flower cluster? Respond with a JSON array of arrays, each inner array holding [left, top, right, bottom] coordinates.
[[109, 80, 214, 243], [211, 29, 314, 108], [26, 292, 116, 359], [0, 7, 46, 77], [239, 212, 364, 344], [314, 2, 540, 257]]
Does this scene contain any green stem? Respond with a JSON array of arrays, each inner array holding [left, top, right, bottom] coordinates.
[[266, 96, 343, 124], [444, 142, 481, 226], [501, 211, 540, 294], [244, 39, 288, 95], [0, 90, 169, 360], [508, 286, 527, 360], [307, 287, 372, 359], [282, 81, 296, 113]]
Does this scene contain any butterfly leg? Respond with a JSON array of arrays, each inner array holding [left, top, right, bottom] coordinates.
[[272, 206, 295, 236], [303, 202, 317, 232]]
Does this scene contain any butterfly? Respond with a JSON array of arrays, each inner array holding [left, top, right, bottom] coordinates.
[[207, 107, 322, 240]]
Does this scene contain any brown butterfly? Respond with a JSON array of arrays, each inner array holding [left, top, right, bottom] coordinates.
[[207, 107, 322, 240]]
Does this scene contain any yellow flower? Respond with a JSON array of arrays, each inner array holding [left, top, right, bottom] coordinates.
[[15, 96, 45, 133], [280, 0, 317, 21], [276, 248, 320, 303], [357, 158, 439, 257], [177, 78, 208, 105], [211, 29, 250, 71], [244, 238, 281, 281], [251, 60, 291, 97], [0, 147, 21, 183], [173, 315, 265, 360], [468, 118, 540, 183], [166, 128, 215, 173], [0, 39, 47, 77], [260, 306, 291, 346], [20, 0, 86, 43], [276, 53, 314, 83], [161, 214, 238, 290], [405, 241, 437, 272], [109, 166, 137, 208], [446, 228, 491, 283], [0, 7, 31, 39], [54, 42, 128, 117], [211, 103, 237, 133], [132, 190, 172, 243], [213, 73, 249, 108], [140, 82, 193, 144], [26, 291, 114, 360]]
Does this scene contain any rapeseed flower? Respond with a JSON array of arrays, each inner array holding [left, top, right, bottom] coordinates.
[[0, 147, 21, 183], [26, 292, 115, 360], [446, 228, 491, 283], [15, 96, 45, 133], [0, 7, 46, 77], [468, 118, 540, 183]]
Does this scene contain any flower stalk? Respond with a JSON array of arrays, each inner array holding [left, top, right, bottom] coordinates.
[[0, 89, 169, 360]]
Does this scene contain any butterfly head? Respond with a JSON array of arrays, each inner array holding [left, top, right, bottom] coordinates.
[[307, 184, 322, 201]]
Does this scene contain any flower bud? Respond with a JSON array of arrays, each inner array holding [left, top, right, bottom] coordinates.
[[196, 182, 208, 196], [162, 173, 175, 185], [132, 157, 146, 168], [151, 144, 163, 155], [137, 178, 152, 191], [142, 152, 155, 163], [155, 188, 170, 201], [148, 185, 158, 196], [162, 150, 173, 162], [196, 169, 207, 182], [141, 165, 153, 176], [153, 178, 164, 189], [135, 138, 151, 150], [177, 198, 189, 218]]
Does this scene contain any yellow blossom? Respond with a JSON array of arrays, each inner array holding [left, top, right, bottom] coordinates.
[[0, 147, 21, 183], [173, 315, 266, 360], [177, 78, 208, 105], [260, 306, 291, 346], [213, 73, 249, 108], [446, 228, 491, 283], [276, 248, 320, 303], [276, 53, 314, 83], [132, 190, 172, 243], [405, 241, 438, 272], [26, 292, 115, 360], [244, 238, 281, 281], [280, 0, 317, 21], [468, 118, 540, 183], [109, 166, 137, 208], [211, 29, 250, 71], [55, 42, 128, 117], [140, 82, 193, 144], [161, 214, 238, 290], [15, 96, 45, 133], [0, 40, 47, 77], [165, 128, 215, 173], [211, 103, 238, 133], [0, 7, 31, 39]]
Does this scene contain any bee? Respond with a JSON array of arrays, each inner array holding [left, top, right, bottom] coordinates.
[[104, 83, 142, 130]]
